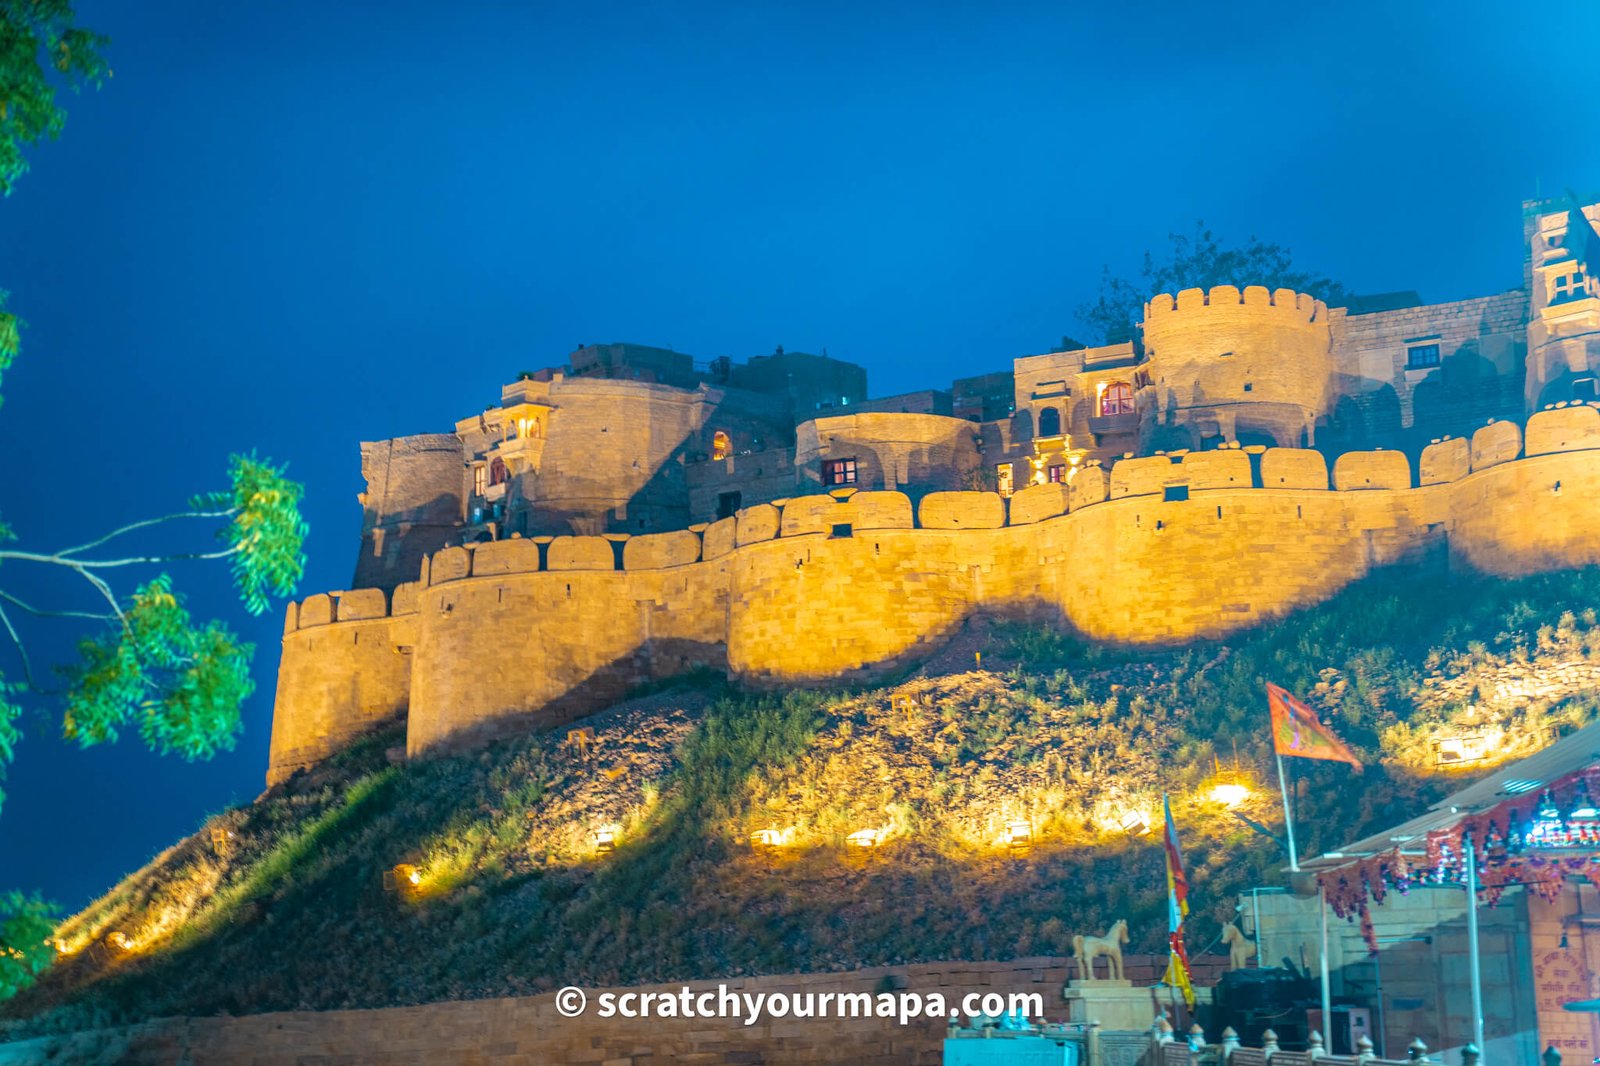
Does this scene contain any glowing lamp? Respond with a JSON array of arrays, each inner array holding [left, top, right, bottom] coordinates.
[[846, 827, 882, 848], [1118, 810, 1150, 836], [751, 827, 795, 848], [595, 823, 621, 853], [1209, 782, 1250, 809], [1004, 820, 1033, 848], [391, 862, 421, 889], [106, 931, 132, 951]]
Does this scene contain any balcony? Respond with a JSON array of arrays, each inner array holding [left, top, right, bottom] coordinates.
[[1088, 410, 1139, 436]]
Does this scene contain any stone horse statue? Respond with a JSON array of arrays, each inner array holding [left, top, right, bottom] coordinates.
[[1072, 919, 1128, 981], [1221, 921, 1257, 970]]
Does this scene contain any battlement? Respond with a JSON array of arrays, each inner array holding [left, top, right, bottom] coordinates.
[[1143, 284, 1328, 323], [284, 405, 1600, 650]]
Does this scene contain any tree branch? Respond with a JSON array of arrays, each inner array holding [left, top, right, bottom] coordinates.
[[0, 600, 34, 690], [0, 589, 114, 621], [0, 544, 241, 569], [55, 509, 236, 558]]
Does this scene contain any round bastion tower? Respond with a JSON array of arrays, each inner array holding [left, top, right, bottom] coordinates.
[[1140, 285, 1333, 450]]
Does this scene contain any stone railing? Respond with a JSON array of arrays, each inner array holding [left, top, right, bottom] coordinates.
[[941, 1017, 1503, 1066], [1156, 1022, 1475, 1066]]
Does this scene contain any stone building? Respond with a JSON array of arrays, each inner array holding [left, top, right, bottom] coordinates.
[[354, 195, 1599, 592]]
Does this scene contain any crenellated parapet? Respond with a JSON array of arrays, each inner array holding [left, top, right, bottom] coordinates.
[[1140, 285, 1335, 450], [270, 406, 1600, 785], [1143, 284, 1328, 322]]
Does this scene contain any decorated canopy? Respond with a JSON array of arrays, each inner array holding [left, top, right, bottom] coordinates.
[[1303, 720, 1600, 952]]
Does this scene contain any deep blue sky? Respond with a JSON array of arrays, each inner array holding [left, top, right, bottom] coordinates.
[[1, 1, 1598, 909]]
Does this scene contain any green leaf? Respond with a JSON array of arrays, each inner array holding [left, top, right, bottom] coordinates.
[[0, 890, 57, 1001], [0, 0, 110, 197], [60, 576, 252, 761], [222, 453, 307, 616], [0, 678, 19, 817]]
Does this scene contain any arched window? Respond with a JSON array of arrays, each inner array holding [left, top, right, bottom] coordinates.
[[711, 430, 731, 461], [1037, 407, 1061, 437], [1099, 382, 1134, 416], [489, 457, 508, 486]]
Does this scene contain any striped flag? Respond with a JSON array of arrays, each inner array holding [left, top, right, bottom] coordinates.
[[1267, 682, 1363, 770], [1161, 793, 1195, 1010]]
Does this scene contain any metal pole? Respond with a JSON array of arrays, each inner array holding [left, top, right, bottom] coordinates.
[[1465, 834, 1486, 1055], [1320, 885, 1334, 1043], [1275, 749, 1300, 870]]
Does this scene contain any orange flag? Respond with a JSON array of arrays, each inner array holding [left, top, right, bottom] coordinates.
[[1267, 682, 1363, 770]]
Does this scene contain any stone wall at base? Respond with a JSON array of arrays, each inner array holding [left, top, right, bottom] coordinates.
[[0, 956, 1226, 1066]]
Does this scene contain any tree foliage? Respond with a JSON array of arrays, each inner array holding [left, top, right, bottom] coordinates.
[[60, 575, 254, 760], [0, 0, 108, 196], [0, 890, 56, 1000], [0, 454, 307, 810], [1077, 222, 1350, 345]]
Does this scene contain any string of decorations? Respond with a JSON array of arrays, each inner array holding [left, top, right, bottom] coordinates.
[[1316, 769, 1600, 954]]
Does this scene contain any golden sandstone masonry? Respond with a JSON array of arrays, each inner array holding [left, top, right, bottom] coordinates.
[[268, 196, 1600, 785]]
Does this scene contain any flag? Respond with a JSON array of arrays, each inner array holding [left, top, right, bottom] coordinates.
[[1161, 793, 1195, 1010], [1267, 682, 1363, 770]]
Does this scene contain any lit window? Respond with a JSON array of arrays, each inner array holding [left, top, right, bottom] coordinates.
[[822, 458, 857, 486], [473, 465, 487, 496], [1098, 382, 1134, 416], [489, 458, 508, 486], [1038, 407, 1061, 437], [712, 430, 731, 461], [1406, 344, 1441, 370], [996, 463, 1014, 498], [1048, 465, 1066, 483]]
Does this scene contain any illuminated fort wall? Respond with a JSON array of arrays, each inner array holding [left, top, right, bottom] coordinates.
[[269, 406, 1600, 784]]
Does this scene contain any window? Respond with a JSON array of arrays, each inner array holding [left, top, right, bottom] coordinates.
[[711, 430, 731, 461], [1163, 485, 1189, 502], [996, 463, 1014, 498], [1575, 376, 1597, 402], [1099, 381, 1134, 416], [473, 465, 487, 496], [1037, 407, 1061, 437], [1048, 464, 1066, 483], [1406, 344, 1441, 370], [716, 490, 742, 519], [1553, 270, 1589, 304], [822, 458, 858, 486], [489, 457, 508, 486]]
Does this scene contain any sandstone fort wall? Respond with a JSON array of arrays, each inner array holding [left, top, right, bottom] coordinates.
[[269, 407, 1600, 785]]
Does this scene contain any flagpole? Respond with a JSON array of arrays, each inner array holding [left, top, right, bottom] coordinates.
[[1319, 885, 1333, 1041], [1274, 748, 1300, 871]]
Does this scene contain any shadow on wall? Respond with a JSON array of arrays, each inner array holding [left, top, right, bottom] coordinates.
[[356, 491, 463, 592], [419, 637, 732, 758]]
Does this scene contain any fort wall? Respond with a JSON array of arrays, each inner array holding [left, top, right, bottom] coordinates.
[[268, 409, 1600, 784]]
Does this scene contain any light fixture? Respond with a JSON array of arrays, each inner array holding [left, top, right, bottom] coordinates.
[[1119, 810, 1150, 836], [1209, 782, 1250, 809], [595, 823, 621, 853], [846, 827, 882, 848], [751, 826, 795, 848], [1004, 820, 1033, 849], [1539, 790, 1562, 820]]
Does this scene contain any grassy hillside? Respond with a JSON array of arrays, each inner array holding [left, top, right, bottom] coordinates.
[[7, 565, 1600, 1038]]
